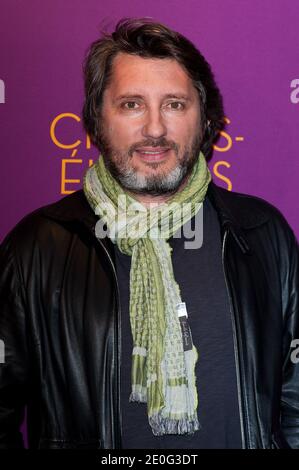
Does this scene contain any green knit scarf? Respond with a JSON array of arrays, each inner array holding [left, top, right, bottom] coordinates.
[[83, 151, 211, 436]]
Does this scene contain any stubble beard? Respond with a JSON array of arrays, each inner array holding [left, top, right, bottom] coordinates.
[[97, 127, 203, 197]]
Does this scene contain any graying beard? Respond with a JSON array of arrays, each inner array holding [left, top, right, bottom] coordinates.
[[117, 163, 187, 195]]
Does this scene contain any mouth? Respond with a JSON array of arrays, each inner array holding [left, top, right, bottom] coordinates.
[[134, 147, 171, 162]]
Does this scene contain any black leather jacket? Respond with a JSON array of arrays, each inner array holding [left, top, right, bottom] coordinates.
[[0, 181, 298, 449]]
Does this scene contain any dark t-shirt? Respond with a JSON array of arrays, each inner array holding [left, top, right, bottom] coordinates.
[[114, 197, 242, 449]]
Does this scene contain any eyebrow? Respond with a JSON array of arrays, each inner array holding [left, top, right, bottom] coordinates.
[[114, 93, 192, 103]]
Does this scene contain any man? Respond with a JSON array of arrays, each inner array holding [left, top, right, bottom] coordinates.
[[0, 17, 298, 449]]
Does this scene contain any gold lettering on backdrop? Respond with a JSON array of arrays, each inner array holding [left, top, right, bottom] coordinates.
[[61, 158, 82, 194], [212, 117, 245, 190], [50, 113, 82, 149], [50, 113, 244, 194], [213, 161, 232, 191]]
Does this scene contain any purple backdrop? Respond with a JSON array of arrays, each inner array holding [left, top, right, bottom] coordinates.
[[1, 0, 298, 240], [0, 0, 299, 445]]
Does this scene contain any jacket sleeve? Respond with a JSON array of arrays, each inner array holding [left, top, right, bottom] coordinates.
[[281, 224, 299, 449], [0, 231, 28, 448]]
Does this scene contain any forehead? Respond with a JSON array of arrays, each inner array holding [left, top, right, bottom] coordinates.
[[105, 52, 196, 96]]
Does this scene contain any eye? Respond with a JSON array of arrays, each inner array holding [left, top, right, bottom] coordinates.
[[167, 101, 185, 110], [122, 101, 139, 109]]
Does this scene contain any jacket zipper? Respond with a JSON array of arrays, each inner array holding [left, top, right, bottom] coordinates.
[[222, 228, 247, 449], [96, 238, 123, 449]]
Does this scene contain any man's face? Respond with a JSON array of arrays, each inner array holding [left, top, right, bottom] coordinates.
[[99, 52, 203, 196]]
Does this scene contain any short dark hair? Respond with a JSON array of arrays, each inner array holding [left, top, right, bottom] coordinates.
[[82, 17, 225, 160]]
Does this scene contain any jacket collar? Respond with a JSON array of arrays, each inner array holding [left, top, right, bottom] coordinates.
[[206, 181, 270, 229], [41, 181, 270, 254], [41, 188, 98, 234]]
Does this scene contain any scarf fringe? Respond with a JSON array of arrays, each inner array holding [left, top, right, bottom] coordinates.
[[129, 391, 147, 403], [130, 390, 201, 435], [148, 413, 201, 436]]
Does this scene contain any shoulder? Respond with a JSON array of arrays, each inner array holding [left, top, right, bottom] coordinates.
[[0, 190, 93, 267], [209, 182, 295, 234]]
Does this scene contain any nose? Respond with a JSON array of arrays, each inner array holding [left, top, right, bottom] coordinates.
[[141, 106, 167, 139]]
